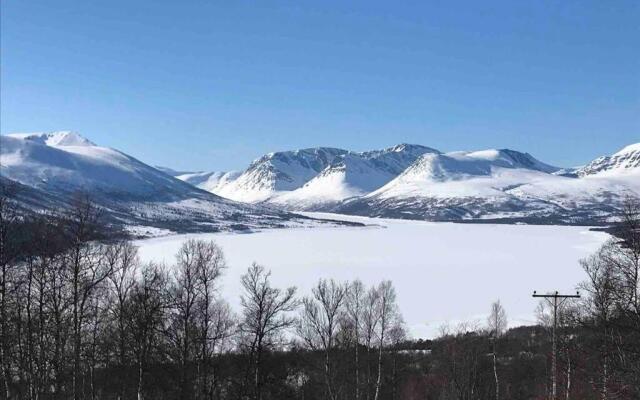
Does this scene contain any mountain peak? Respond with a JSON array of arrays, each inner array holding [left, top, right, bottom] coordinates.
[[446, 148, 559, 173], [614, 143, 640, 156], [8, 131, 96, 147], [389, 143, 436, 153], [578, 142, 640, 177], [215, 147, 348, 202]]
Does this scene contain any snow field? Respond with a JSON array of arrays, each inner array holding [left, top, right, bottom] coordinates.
[[135, 214, 608, 338]]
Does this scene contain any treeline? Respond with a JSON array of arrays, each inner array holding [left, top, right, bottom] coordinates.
[[0, 188, 639, 400]]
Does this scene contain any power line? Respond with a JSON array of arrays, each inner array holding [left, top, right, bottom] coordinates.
[[532, 291, 580, 400]]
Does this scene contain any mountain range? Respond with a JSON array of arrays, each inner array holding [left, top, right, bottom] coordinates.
[[0, 132, 329, 235], [172, 141, 639, 224], [1, 131, 638, 230]]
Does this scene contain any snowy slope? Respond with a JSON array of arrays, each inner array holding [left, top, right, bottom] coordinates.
[[271, 144, 439, 209], [214, 147, 348, 202], [0, 132, 317, 234], [1, 132, 208, 200], [154, 165, 194, 177], [8, 131, 96, 147], [370, 149, 559, 198], [576, 143, 640, 177], [176, 170, 241, 193], [336, 146, 639, 223]]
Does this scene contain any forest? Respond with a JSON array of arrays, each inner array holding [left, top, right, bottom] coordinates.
[[0, 187, 639, 400]]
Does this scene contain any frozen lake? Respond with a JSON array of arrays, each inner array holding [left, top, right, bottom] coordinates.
[[135, 213, 608, 338]]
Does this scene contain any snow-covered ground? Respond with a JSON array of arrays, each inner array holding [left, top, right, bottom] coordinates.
[[135, 213, 609, 339]]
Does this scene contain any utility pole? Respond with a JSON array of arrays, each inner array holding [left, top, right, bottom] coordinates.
[[532, 291, 580, 400]]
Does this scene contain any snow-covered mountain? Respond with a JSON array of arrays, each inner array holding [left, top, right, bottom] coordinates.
[[9, 131, 96, 147], [5, 132, 636, 227], [214, 147, 349, 202], [177, 142, 638, 223], [576, 143, 640, 177], [335, 145, 639, 224], [271, 144, 438, 209], [1, 132, 208, 200], [181, 144, 438, 209], [0, 132, 317, 234]]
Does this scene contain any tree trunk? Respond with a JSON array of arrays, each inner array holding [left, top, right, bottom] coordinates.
[[355, 339, 360, 400], [1, 263, 10, 400], [565, 354, 571, 400], [137, 358, 144, 400], [324, 349, 335, 400], [373, 339, 383, 400], [493, 339, 499, 400]]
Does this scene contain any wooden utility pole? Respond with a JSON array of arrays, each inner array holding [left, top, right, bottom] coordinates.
[[532, 291, 580, 400]]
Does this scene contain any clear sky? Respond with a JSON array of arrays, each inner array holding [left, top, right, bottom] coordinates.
[[1, 1, 638, 171]]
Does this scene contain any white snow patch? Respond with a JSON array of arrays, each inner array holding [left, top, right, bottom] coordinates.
[[124, 225, 175, 238], [614, 142, 640, 156]]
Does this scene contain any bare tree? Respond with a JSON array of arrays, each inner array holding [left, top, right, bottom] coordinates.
[[487, 300, 507, 400], [345, 279, 366, 400], [613, 197, 640, 394], [363, 285, 380, 400], [238, 263, 298, 400], [579, 242, 618, 399], [105, 240, 139, 399], [298, 279, 347, 400], [171, 239, 206, 399], [192, 240, 227, 400], [608, 198, 640, 330], [204, 300, 235, 400], [387, 321, 407, 400], [373, 281, 401, 400], [0, 181, 21, 398], [536, 298, 581, 400], [438, 322, 484, 400], [576, 198, 640, 398], [128, 262, 168, 400], [62, 196, 111, 400]]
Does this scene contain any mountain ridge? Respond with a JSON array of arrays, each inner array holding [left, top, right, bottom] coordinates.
[[4, 131, 638, 226], [173, 142, 639, 224], [0, 132, 325, 234]]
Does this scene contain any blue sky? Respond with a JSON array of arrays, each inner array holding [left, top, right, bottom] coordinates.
[[2, 1, 638, 171]]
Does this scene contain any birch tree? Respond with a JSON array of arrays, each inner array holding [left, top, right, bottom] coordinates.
[[128, 262, 168, 400], [105, 240, 139, 399], [63, 196, 111, 400], [298, 279, 347, 400], [579, 244, 617, 400], [487, 300, 507, 400], [238, 263, 298, 400], [373, 281, 401, 400], [345, 279, 366, 400], [193, 240, 227, 400], [171, 239, 205, 399]]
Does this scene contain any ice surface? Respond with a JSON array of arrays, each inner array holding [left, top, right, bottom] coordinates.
[[135, 213, 608, 339]]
